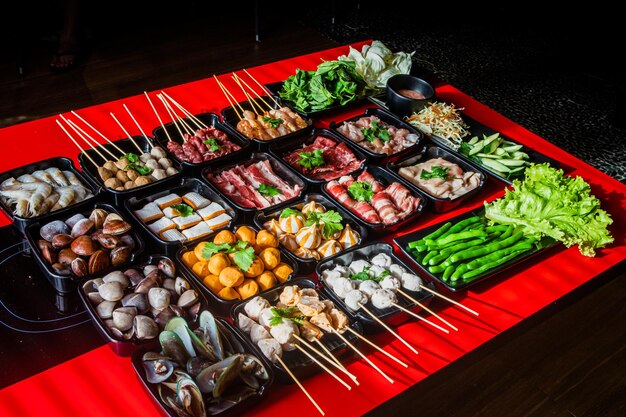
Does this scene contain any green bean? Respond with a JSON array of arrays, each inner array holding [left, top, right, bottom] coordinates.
[[498, 225, 514, 240], [421, 250, 438, 266], [414, 245, 429, 253], [433, 216, 482, 243], [465, 238, 536, 270], [420, 221, 453, 243], [486, 225, 509, 233], [428, 265, 445, 274], [450, 263, 469, 281], [440, 235, 501, 267], [461, 248, 532, 280], [448, 230, 525, 264], [433, 229, 487, 246], [442, 265, 455, 281]]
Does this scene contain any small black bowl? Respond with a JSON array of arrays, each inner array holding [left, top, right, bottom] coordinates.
[[386, 74, 435, 118]]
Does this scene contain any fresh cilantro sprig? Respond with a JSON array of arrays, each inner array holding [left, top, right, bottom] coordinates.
[[280, 208, 304, 218], [420, 166, 449, 180], [269, 307, 306, 326], [349, 267, 391, 282], [305, 210, 344, 239], [258, 184, 282, 197], [204, 138, 221, 152], [200, 240, 256, 271], [170, 203, 194, 217], [122, 153, 153, 176], [201, 242, 232, 259], [261, 116, 283, 128], [297, 149, 325, 169], [362, 120, 391, 143], [347, 181, 374, 203]]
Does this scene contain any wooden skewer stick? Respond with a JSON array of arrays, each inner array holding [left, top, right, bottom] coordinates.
[[70, 110, 125, 155], [61, 118, 108, 161], [314, 339, 345, 372], [156, 94, 186, 140], [397, 289, 458, 332], [144, 91, 172, 143], [242, 68, 281, 107], [123, 104, 153, 148], [213, 75, 245, 118], [235, 73, 274, 111], [293, 344, 352, 390], [231, 74, 262, 116], [274, 355, 325, 416], [293, 335, 359, 384], [331, 328, 394, 384], [345, 327, 408, 368], [419, 285, 479, 316], [358, 303, 419, 355], [159, 91, 207, 130], [110, 112, 144, 153], [56, 120, 99, 167], [63, 118, 119, 160], [391, 302, 450, 334], [157, 94, 194, 135]]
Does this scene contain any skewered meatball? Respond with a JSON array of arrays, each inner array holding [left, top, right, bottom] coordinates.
[[380, 276, 402, 291], [389, 263, 407, 279], [279, 285, 301, 306], [151, 169, 167, 180], [299, 321, 323, 342], [329, 308, 349, 332], [297, 297, 326, 316], [165, 167, 179, 176], [258, 307, 275, 328], [158, 157, 172, 169], [250, 323, 272, 344], [345, 289, 369, 311], [322, 269, 344, 288], [400, 273, 423, 292], [270, 320, 299, 344], [258, 338, 282, 362], [140, 153, 155, 163], [332, 277, 356, 298], [359, 280, 381, 297], [310, 312, 333, 332], [244, 296, 270, 321], [368, 265, 387, 278], [371, 253, 393, 268], [349, 260, 371, 274], [371, 289, 397, 309], [238, 313, 255, 334], [151, 146, 168, 159]]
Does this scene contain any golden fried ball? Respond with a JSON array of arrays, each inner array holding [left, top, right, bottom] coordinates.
[[181, 251, 198, 268], [219, 266, 245, 287], [259, 247, 281, 270], [256, 230, 279, 250], [208, 253, 231, 276], [213, 230, 236, 245], [192, 261, 211, 278], [235, 226, 256, 245], [203, 274, 224, 294], [272, 262, 294, 283], [236, 279, 259, 299], [244, 258, 265, 278], [256, 271, 277, 291], [218, 287, 241, 301], [194, 241, 212, 262]]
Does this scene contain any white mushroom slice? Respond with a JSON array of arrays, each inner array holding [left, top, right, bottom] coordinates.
[[243, 296, 270, 321], [371, 253, 393, 268]]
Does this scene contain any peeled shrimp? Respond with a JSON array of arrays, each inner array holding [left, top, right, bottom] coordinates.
[[32, 170, 56, 186], [45, 168, 69, 187]]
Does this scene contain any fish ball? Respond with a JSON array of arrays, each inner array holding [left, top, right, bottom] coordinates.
[[333, 277, 356, 298], [250, 323, 271, 344], [371, 289, 397, 309], [258, 338, 282, 362], [349, 260, 370, 274], [344, 289, 368, 311], [400, 273, 423, 292], [244, 296, 270, 321], [380, 276, 401, 291], [359, 280, 381, 297], [371, 253, 393, 268]]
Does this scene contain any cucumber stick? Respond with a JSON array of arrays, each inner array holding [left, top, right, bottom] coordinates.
[[459, 132, 530, 178]]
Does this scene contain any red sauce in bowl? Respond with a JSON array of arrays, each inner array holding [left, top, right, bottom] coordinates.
[[397, 89, 426, 100]]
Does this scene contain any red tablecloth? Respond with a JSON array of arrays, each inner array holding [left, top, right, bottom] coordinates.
[[0, 41, 624, 417]]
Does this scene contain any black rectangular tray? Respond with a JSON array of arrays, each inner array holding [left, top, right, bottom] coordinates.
[[131, 316, 274, 417], [320, 165, 427, 235], [24, 202, 145, 294], [316, 242, 435, 333], [386, 143, 488, 213], [78, 255, 208, 356], [78, 135, 184, 206], [0, 156, 100, 232], [151, 112, 252, 172], [231, 277, 362, 384], [329, 107, 425, 164], [176, 224, 299, 317], [220, 96, 313, 151], [268, 128, 367, 191], [393, 209, 559, 292], [202, 152, 307, 222], [125, 177, 238, 257], [253, 193, 368, 274]]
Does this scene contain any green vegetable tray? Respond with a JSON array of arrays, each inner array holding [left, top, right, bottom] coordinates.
[[393, 209, 558, 291]]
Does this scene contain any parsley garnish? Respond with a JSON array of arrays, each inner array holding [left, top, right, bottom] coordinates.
[[420, 166, 449, 180], [379, 270, 391, 279], [123, 153, 140, 163], [170, 203, 194, 217], [297, 149, 325, 169], [200, 240, 256, 271], [204, 138, 221, 152], [305, 210, 344, 239], [350, 267, 390, 282], [258, 184, 281, 197], [347, 181, 374, 203], [201, 242, 232, 259], [362, 120, 391, 143], [232, 246, 255, 272], [122, 152, 153, 176], [261, 116, 283, 128], [269, 307, 306, 326], [280, 208, 304, 218]]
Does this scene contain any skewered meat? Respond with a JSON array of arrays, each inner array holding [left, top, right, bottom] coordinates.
[[380, 276, 402, 291], [297, 297, 326, 317], [309, 312, 333, 332], [371, 289, 397, 309], [269, 320, 299, 344], [258, 338, 282, 361], [235, 107, 308, 141], [345, 289, 368, 311], [166, 126, 242, 164], [250, 323, 272, 344], [337, 115, 419, 155], [283, 136, 363, 181], [329, 309, 349, 332], [371, 253, 393, 268], [244, 296, 270, 321], [358, 280, 381, 297], [299, 321, 323, 342], [400, 273, 423, 292], [279, 285, 301, 306], [398, 157, 481, 200], [238, 313, 256, 333]]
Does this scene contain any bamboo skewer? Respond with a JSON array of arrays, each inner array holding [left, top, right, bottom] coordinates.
[[234, 73, 274, 111], [62, 118, 108, 161], [160, 91, 207, 130], [418, 285, 479, 316], [56, 120, 99, 167], [64, 118, 119, 160], [345, 327, 409, 368], [231, 74, 263, 115], [110, 112, 143, 153], [242, 68, 281, 107], [144, 91, 173, 143], [293, 344, 352, 391], [331, 328, 394, 384], [397, 289, 458, 332], [274, 355, 325, 416], [123, 104, 153, 147], [214, 75, 245, 119], [293, 335, 359, 384], [391, 302, 450, 334], [358, 303, 419, 355], [70, 110, 125, 155], [157, 94, 194, 135], [315, 339, 345, 372], [157, 94, 186, 140]]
